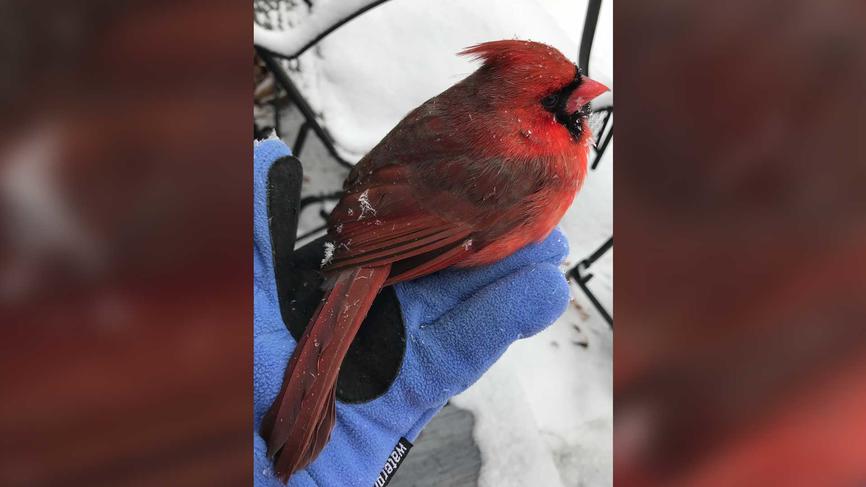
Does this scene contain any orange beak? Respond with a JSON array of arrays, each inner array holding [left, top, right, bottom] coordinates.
[[565, 76, 609, 113]]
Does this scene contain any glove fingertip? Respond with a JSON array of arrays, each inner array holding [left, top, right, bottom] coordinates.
[[424, 262, 569, 351], [515, 262, 570, 337], [542, 227, 570, 265], [253, 137, 292, 253], [407, 262, 570, 404], [504, 228, 569, 268], [253, 138, 292, 197], [254, 136, 292, 161]]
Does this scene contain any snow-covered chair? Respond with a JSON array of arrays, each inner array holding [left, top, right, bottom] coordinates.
[[254, 1, 394, 169]]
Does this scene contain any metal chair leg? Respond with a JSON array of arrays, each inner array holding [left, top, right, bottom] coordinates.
[[568, 237, 613, 327], [591, 122, 613, 170], [579, 0, 603, 75]]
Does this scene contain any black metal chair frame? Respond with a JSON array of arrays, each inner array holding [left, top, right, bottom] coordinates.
[[570, 0, 614, 326], [255, 0, 613, 325]]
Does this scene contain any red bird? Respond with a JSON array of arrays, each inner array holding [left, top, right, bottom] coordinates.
[[261, 39, 608, 480]]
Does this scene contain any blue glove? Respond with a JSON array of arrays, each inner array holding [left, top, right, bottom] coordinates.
[[254, 139, 570, 486]]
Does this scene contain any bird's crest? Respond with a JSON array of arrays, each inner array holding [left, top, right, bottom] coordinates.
[[459, 39, 574, 75]]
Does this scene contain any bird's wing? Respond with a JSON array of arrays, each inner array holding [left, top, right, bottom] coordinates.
[[322, 164, 475, 285], [323, 93, 551, 283]]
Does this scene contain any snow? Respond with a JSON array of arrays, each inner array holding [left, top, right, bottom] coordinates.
[[255, 0, 612, 484], [357, 189, 377, 219], [321, 241, 335, 267], [254, 0, 385, 57], [451, 362, 566, 487], [254, 128, 280, 147]]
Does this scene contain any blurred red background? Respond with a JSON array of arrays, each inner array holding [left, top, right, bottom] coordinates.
[[615, 0, 866, 485], [0, 1, 252, 485]]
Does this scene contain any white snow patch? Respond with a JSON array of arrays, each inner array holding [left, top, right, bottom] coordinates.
[[452, 362, 565, 487], [357, 189, 376, 219], [254, 0, 383, 57], [253, 128, 280, 147], [321, 241, 335, 267]]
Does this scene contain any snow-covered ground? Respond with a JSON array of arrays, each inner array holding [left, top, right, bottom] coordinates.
[[255, 0, 612, 485]]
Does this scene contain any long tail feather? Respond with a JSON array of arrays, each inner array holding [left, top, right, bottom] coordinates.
[[261, 265, 390, 481]]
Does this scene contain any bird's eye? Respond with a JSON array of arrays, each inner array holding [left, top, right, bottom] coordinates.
[[541, 94, 559, 110]]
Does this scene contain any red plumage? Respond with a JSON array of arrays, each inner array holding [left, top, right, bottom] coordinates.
[[261, 39, 608, 480]]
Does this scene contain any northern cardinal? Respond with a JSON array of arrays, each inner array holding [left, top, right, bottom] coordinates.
[[261, 39, 608, 480]]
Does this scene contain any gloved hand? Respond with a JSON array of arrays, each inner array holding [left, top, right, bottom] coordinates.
[[254, 138, 571, 487]]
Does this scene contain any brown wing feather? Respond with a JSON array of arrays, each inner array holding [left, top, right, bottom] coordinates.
[[324, 118, 559, 282], [325, 224, 472, 272], [265, 266, 390, 479], [323, 179, 475, 283], [384, 242, 473, 286]]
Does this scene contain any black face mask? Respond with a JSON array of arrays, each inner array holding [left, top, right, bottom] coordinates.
[[540, 66, 591, 140]]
